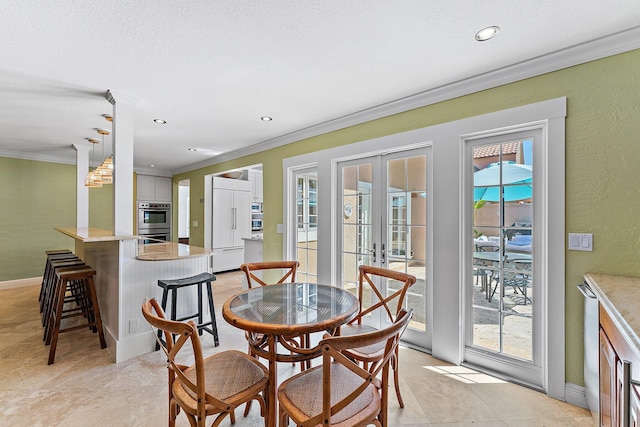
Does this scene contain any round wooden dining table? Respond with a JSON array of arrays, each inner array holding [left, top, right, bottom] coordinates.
[[222, 282, 359, 427]]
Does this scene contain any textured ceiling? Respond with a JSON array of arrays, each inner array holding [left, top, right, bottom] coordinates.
[[1, 1, 640, 174]]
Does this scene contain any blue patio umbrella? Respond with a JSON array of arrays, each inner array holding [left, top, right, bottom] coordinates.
[[474, 162, 532, 202]]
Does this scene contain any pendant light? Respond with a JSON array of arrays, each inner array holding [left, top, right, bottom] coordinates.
[[84, 138, 102, 187], [95, 128, 112, 184], [98, 114, 113, 183]]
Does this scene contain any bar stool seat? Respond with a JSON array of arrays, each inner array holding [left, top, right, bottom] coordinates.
[[156, 272, 219, 349]]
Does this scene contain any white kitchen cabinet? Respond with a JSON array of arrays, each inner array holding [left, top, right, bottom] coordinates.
[[249, 170, 263, 203], [137, 175, 172, 202], [211, 177, 251, 271]]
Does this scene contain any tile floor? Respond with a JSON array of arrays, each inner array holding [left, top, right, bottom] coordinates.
[[0, 270, 594, 426]]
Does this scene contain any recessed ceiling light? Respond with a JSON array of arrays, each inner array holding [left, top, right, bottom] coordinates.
[[188, 148, 198, 152], [475, 26, 500, 42], [260, 116, 273, 122], [149, 164, 156, 168], [153, 119, 166, 124]]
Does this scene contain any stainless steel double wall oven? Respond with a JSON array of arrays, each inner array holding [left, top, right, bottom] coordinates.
[[138, 202, 171, 242]]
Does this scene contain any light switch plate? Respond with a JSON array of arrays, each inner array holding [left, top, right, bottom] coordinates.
[[568, 233, 593, 251]]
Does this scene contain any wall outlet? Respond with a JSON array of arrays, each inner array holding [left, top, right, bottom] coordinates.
[[129, 318, 139, 333], [568, 233, 593, 251], [192, 220, 199, 228], [276, 224, 283, 234]]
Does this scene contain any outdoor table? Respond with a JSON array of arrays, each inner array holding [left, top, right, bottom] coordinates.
[[222, 282, 359, 427], [474, 251, 532, 302]]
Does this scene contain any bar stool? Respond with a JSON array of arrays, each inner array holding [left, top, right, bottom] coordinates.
[[41, 258, 86, 325], [156, 272, 219, 349], [42, 263, 94, 340], [45, 265, 106, 364], [40, 250, 76, 309]]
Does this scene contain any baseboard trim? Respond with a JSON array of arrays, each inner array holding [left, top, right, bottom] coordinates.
[[0, 277, 40, 291], [565, 382, 589, 409], [114, 330, 156, 364]]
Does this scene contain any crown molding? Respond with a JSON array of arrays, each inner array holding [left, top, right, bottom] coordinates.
[[0, 148, 172, 177], [72, 143, 92, 152], [173, 24, 640, 175], [105, 90, 140, 106], [0, 149, 78, 165], [133, 167, 173, 177]]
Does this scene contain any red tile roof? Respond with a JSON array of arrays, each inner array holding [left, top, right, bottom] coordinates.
[[473, 141, 519, 159]]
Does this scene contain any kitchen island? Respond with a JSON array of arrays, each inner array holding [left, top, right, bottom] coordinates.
[[56, 227, 214, 362]]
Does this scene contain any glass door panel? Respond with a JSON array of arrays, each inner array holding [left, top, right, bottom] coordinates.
[[466, 134, 540, 387], [341, 162, 375, 308], [384, 153, 427, 336], [295, 170, 318, 284], [338, 148, 430, 349]]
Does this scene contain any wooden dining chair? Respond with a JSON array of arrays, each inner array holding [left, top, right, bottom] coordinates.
[[278, 309, 413, 427], [240, 261, 299, 288], [141, 299, 269, 427], [241, 260, 310, 362], [340, 265, 416, 408]]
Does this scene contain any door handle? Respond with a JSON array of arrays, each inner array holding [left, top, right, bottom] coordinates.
[[621, 360, 631, 427], [232, 207, 236, 230], [381, 243, 386, 264], [371, 243, 376, 263], [577, 283, 597, 299]]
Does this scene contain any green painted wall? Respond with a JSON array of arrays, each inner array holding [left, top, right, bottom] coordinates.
[[0, 158, 117, 280], [0, 158, 76, 280], [174, 49, 640, 387], [2, 48, 638, 386]]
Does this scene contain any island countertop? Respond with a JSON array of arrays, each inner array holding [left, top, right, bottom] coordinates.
[[136, 241, 214, 261], [56, 227, 212, 261], [56, 227, 139, 242]]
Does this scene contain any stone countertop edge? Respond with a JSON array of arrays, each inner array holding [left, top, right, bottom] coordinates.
[[136, 242, 214, 261], [55, 227, 139, 242], [584, 272, 640, 359]]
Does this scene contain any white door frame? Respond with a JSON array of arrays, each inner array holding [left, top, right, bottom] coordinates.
[[461, 126, 544, 389]]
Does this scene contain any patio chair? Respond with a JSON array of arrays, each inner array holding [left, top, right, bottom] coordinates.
[[339, 265, 416, 408], [141, 298, 269, 427], [278, 309, 413, 427]]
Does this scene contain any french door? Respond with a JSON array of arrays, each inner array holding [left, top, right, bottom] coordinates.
[[464, 128, 544, 389], [337, 147, 431, 349]]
